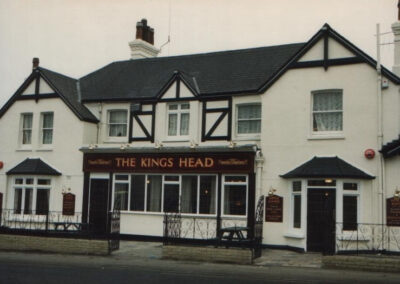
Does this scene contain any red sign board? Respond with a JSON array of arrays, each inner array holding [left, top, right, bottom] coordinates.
[[265, 195, 283, 222], [387, 197, 400, 226], [83, 152, 254, 173], [62, 193, 76, 216]]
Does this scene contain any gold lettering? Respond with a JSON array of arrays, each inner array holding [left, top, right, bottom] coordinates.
[[159, 158, 168, 167], [179, 158, 188, 168], [194, 158, 204, 168], [188, 158, 195, 167], [141, 158, 148, 167], [130, 158, 136, 167], [167, 158, 174, 167], [205, 157, 214, 167], [151, 158, 159, 167]]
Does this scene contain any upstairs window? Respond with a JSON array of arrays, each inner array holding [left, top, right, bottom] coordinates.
[[237, 104, 261, 134], [312, 90, 343, 132], [41, 112, 54, 144], [108, 110, 128, 137], [167, 103, 190, 137], [21, 113, 33, 145]]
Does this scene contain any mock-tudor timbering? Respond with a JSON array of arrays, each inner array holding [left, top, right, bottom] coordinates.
[[2, 18, 400, 254]]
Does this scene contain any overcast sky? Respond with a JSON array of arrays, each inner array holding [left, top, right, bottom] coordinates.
[[0, 0, 397, 107]]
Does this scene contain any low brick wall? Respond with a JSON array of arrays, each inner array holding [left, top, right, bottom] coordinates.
[[162, 245, 253, 264], [323, 255, 400, 273], [0, 234, 110, 255]]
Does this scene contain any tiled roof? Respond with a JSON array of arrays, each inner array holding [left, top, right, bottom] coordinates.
[[7, 158, 61, 176], [381, 135, 400, 158], [281, 156, 374, 180]]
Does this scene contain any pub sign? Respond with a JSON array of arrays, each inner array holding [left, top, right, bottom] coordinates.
[[387, 197, 400, 226], [265, 195, 283, 222]]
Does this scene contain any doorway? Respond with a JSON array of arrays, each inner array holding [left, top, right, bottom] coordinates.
[[89, 179, 109, 234], [307, 188, 336, 254]]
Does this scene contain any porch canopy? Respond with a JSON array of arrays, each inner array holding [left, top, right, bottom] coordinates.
[[280, 156, 374, 179], [6, 158, 61, 175]]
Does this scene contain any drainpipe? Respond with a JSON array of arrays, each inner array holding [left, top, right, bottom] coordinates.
[[97, 103, 103, 144], [255, 150, 264, 199], [376, 24, 385, 227]]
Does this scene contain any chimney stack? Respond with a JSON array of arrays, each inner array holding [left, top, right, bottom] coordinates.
[[32, 57, 39, 69], [392, 1, 400, 76], [129, 18, 160, 59]]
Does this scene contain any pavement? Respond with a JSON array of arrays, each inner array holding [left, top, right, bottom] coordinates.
[[113, 241, 322, 268]]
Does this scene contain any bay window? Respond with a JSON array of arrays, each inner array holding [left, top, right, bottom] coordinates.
[[12, 177, 51, 215]]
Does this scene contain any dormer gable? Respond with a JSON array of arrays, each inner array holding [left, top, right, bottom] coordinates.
[[157, 71, 198, 101]]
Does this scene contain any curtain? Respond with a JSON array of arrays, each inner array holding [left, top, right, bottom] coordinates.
[[168, 114, 177, 136], [180, 113, 189, 135], [199, 176, 216, 214], [22, 114, 32, 144], [147, 175, 162, 212], [109, 111, 127, 136], [313, 92, 342, 131], [237, 104, 261, 134], [42, 113, 53, 144], [181, 176, 197, 213]]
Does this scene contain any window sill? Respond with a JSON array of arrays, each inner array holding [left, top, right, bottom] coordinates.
[[308, 133, 345, 140], [162, 138, 190, 143], [16, 147, 33, 152], [37, 147, 53, 152], [104, 138, 129, 143], [284, 232, 305, 239], [234, 135, 261, 141]]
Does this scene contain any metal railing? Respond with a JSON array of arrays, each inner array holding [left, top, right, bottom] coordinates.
[[336, 223, 400, 254]]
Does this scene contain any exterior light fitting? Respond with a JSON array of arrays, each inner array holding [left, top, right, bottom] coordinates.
[[325, 178, 333, 184]]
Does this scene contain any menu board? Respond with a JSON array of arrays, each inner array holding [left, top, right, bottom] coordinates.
[[62, 193, 75, 216], [265, 195, 283, 222], [387, 197, 400, 226]]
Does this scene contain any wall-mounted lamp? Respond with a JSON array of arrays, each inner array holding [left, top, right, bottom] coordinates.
[[190, 140, 198, 149], [324, 178, 333, 184], [268, 187, 277, 196], [61, 186, 71, 195], [154, 140, 163, 149], [228, 141, 236, 149], [120, 143, 130, 150], [88, 144, 98, 150], [395, 187, 400, 199]]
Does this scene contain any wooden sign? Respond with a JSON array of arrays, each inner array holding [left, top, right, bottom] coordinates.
[[83, 152, 254, 173], [265, 195, 283, 222], [387, 197, 400, 226], [62, 193, 75, 216]]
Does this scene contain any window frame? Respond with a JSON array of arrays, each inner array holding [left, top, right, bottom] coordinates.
[[20, 113, 33, 146], [291, 181, 302, 229], [111, 173, 218, 216], [12, 176, 51, 215], [221, 174, 248, 218], [40, 112, 54, 146], [310, 89, 343, 138], [236, 103, 261, 137], [166, 102, 190, 140], [342, 182, 360, 231], [107, 109, 128, 141]]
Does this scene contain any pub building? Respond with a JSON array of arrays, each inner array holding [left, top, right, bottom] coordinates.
[[2, 9, 400, 255]]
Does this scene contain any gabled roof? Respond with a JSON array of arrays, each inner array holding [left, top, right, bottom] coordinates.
[[381, 135, 400, 158], [7, 158, 61, 176], [0, 68, 98, 123], [79, 43, 305, 101], [281, 156, 375, 180]]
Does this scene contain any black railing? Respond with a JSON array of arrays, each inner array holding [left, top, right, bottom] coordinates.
[[336, 223, 400, 254]]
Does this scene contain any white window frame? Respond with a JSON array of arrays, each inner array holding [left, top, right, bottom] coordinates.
[[40, 112, 54, 146], [236, 103, 261, 137], [20, 113, 33, 147], [107, 109, 128, 141], [166, 103, 190, 140], [221, 175, 248, 218], [291, 181, 302, 229], [11, 176, 51, 215], [341, 181, 360, 231], [111, 173, 218, 216], [310, 89, 344, 139]]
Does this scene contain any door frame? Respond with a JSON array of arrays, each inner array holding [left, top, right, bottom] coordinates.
[[88, 174, 111, 234]]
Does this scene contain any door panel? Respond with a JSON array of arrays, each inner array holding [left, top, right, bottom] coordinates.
[[89, 179, 109, 234], [307, 188, 336, 254]]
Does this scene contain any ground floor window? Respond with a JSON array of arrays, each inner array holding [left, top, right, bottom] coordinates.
[[292, 181, 302, 228], [12, 177, 51, 215], [112, 174, 217, 215], [222, 175, 248, 216], [342, 182, 359, 231]]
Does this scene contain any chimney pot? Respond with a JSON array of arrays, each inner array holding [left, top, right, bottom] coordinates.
[[32, 57, 39, 69]]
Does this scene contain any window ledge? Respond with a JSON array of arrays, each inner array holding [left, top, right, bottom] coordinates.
[[16, 148, 33, 152], [36, 147, 53, 152], [284, 232, 305, 239], [104, 138, 129, 144], [308, 134, 345, 140], [162, 138, 190, 143], [234, 135, 261, 141]]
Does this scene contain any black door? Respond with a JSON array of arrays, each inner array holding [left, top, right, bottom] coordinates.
[[307, 188, 336, 254], [89, 179, 109, 234]]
